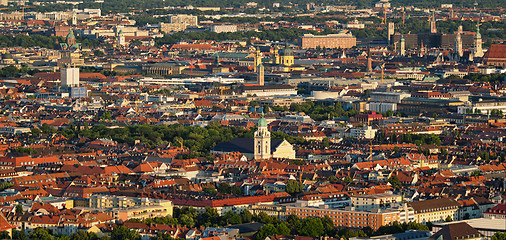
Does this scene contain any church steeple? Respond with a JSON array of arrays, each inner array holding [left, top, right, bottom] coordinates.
[[254, 112, 271, 160], [473, 22, 484, 58], [455, 25, 463, 58], [400, 35, 405, 56]]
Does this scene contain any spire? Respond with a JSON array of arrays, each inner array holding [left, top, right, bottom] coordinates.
[[400, 35, 406, 56], [473, 21, 484, 58], [476, 21, 481, 38], [366, 45, 372, 73], [430, 11, 437, 33]]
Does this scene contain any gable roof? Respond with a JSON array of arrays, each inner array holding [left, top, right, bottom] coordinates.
[[428, 222, 482, 240]]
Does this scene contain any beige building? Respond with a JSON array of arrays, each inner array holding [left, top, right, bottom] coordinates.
[[113, 202, 173, 222], [88, 195, 173, 222], [351, 193, 403, 211], [301, 32, 356, 49], [143, 62, 188, 76], [408, 198, 461, 224], [160, 14, 198, 32], [210, 25, 237, 33]]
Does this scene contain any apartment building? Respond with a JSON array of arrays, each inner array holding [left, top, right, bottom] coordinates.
[[408, 198, 461, 224], [301, 32, 356, 49], [351, 193, 403, 211]]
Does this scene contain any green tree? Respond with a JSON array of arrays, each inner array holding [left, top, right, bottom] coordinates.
[[322, 215, 335, 236], [12, 230, 27, 240], [491, 232, 506, 240], [299, 218, 325, 237], [15, 204, 23, 214], [179, 214, 195, 227], [322, 137, 330, 148], [28, 228, 54, 240], [286, 180, 303, 195], [204, 187, 217, 194], [151, 232, 175, 240], [445, 216, 453, 222], [0, 231, 10, 239], [240, 210, 253, 223], [388, 176, 402, 190], [110, 226, 140, 240], [93, 49, 105, 57], [222, 211, 242, 225], [69, 231, 99, 240], [217, 183, 231, 194]]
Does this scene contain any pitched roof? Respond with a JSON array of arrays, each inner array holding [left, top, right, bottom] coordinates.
[[408, 198, 460, 213], [212, 138, 283, 154], [428, 222, 482, 240]]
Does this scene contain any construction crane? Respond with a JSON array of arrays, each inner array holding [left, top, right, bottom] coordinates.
[[219, 86, 230, 96], [21, 6, 34, 18], [380, 63, 386, 84], [381, 6, 387, 24], [134, 99, 143, 113]]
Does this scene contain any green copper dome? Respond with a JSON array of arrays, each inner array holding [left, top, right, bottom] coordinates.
[[258, 112, 267, 127], [67, 29, 75, 39]]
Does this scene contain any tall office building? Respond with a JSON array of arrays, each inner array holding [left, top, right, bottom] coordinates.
[[61, 67, 80, 87], [388, 22, 395, 44], [257, 63, 264, 86]]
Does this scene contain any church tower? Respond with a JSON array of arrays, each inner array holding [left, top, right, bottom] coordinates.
[[66, 29, 76, 47], [254, 48, 261, 72], [71, 11, 77, 25], [117, 29, 126, 47], [254, 112, 271, 160], [430, 11, 437, 34], [280, 43, 294, 66], [473, 22, 484, 58], [271, 46, 280, 65], [400, 35, 405, 56], [455, 25, 463, 57], [366, 45, 372, 73]]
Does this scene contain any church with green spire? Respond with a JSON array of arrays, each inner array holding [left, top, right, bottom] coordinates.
[[211, 113, 296, 160]]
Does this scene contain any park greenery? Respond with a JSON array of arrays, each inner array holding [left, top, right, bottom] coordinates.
[[38, 122, 254, 156], [0, 65, 45, 78], [0, 34, 62, 49], [23, 0, 506, 14], [155, 28, 312, 45], [270, 101, 359, 121], [0, 34, 101, 50], [34, 122, 308, 157], [463, 73, 505, 84]]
